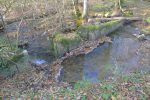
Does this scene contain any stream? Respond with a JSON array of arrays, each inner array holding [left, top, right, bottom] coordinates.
[[0, 23, 150, 83], [0, 0, 150, 83], [61, 25, 150, 83]]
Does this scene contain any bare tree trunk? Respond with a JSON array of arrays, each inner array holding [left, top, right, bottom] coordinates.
[[0, 13, 5, 29], [112, 0, 123, 17], [118, 0, 123, 10], [72, 0, 79, 17], [82, 0, 88, 19]]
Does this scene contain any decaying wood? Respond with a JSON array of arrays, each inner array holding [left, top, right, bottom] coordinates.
[[90, 17, 142, 22], [0, 11, 51, 26]]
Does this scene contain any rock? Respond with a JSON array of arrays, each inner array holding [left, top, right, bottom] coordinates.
[[133, 33, 146, 40], [22, 50, 28, 55]]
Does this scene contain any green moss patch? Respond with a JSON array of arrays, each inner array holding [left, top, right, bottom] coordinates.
[[51, 32, 82, 56], [103, 20, 122, 29], [123, 10, 133, 17], [53, 32, 82, 47], [78, 20, 121, 31], [146, 17, 150, 24], [77, 20, 123, 40]]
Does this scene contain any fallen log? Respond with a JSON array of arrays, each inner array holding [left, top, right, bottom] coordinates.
[[90, 17, 142, 22], [4, 14, 48, 25], [0, 12, 52, 26]]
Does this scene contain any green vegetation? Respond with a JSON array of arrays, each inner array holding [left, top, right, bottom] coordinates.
[[146, 17, 150, 24], [142, 29, 150, 34], [50, 32, 82, 56], [79, 24, 102, 31], [0, 36, 22, 68], [77, 20, 122, 40], [0, 0, 150, 100], [123, 9, 133, 17], [51, 20, 122, 56], [103, 20, 122, 29], [91, 4, 111, 12], [53, 32, 82, 48], [78, 20, 121, 31]]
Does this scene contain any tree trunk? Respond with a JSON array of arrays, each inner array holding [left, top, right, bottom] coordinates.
[[82, 0, 88, 19], [0, 13, 5, 29], [72, 0, 79, 16]]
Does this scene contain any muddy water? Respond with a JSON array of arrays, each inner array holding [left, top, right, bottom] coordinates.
[[61, 26, 150, 83]]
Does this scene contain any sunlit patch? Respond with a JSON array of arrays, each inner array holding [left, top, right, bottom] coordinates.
[[31, 59, 47, 65]]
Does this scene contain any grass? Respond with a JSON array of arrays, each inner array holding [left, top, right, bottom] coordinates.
[[0, 36, 22, 68]]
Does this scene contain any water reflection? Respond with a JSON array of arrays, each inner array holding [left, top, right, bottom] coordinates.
[[62, 43, 113, 83], [61, 29, 149, 83]]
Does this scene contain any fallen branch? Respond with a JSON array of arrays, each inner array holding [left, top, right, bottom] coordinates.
[[1, 12, 51, 26], [92, 17, 142, 22]]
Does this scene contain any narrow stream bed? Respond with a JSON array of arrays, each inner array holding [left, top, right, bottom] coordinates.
[[61, 25, 150, 83], [0, 22, 150, 84]]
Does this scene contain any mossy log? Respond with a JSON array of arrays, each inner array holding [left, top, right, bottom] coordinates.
[[77, 20, 123, 40]]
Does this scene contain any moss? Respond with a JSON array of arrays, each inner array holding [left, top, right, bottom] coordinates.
[[103, 20, 121, 28], [76, 18, 83, 28], [78, 20, 121, 31], [87, 25, 102, 31], [51, 20, 122, 55], [53, 32, 81, 48], [78, 24, 102, 31], [146, 17, 150, 24], [77, 20, 122, 40], [123, 10, 133, 17], [50, 32, 82, 57]]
